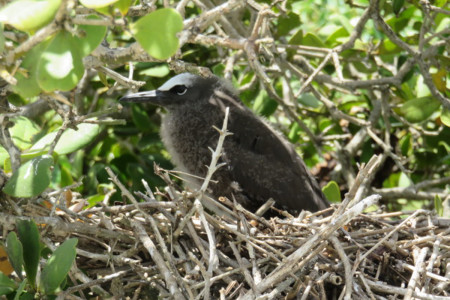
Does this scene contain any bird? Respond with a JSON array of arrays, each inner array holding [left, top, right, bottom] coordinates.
[[120, 73, 329, 213]]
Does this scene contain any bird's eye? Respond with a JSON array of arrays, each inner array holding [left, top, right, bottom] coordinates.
[[170, 85, 187, 95]]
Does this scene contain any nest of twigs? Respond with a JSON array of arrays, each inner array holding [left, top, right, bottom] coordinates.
[[2, 163, 446, 300]]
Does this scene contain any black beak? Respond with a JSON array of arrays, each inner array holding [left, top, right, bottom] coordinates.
[[119, 90, 163, 105]]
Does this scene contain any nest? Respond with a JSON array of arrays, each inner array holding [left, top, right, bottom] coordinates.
[[2, 164, 446, 300]]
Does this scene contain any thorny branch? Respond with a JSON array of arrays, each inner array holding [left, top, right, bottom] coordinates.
[[1, 167, 449, 299]]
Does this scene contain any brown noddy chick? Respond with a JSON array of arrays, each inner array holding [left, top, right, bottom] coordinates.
[[120, 73, 329, 213]]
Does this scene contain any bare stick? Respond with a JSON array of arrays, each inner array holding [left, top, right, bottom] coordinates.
[[131, 221, 186, 300], [404, 247, 429, 300], [241, 194, 381, 298], [199, 106, 232, 193]]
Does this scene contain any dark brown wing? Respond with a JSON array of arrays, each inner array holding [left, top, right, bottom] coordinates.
[[223, 106, 329, 212]]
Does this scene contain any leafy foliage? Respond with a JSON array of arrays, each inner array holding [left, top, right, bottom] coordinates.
[[131, 8, 183, 60], [0, 220, 77, 297]]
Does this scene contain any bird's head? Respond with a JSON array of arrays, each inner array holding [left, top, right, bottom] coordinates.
[[120, 73, 221, 110]]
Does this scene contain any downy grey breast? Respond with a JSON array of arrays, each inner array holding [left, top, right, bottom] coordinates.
[[120, 73, 329, 213]]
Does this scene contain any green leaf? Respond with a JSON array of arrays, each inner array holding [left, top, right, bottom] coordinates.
[[431, 68, 447, 93], [139, 64, 170, 77], [6, 232, 24, 280], [352, 59, 377, 73], [3, 155, 54, 198], [12, 40, 49, 99], [325, 26, 349, 47], [0, 24, 5, 53], [98, 70, 109, 87], [0, 272, 16, 296], [298, 93, 320, 108], [58, 162, 73, 187], [399, 133, 411, 156], [74, 15, 107, 57], [40, 238, 78, 295], [9, 117, 40, 150], [0, 146, 8, 168], [3, 150, 49, 174], [71, 150, 85, 178], [15, 279, 28, 299], [86, 194, 105, 209], [392, 0, 405, 15], [277, 11, 301, 36], [434, 194, 443, 217], [37, 30, 84, 92], [322, 181, 341, 203], [288, 122, 301, 143], [93, 5, 113, 15], [0, 0, 61, 32], [131, 8, 183, 60], [30, 122, 101, 155], [302, 33, 326, 48], [17, 220, 40, 289], [399, 96, 441, 123], [79, 0, 118, 8], [398, 172, 412, 187], [252, 89, 277, 117], [288, 29, 303, 45], [441, 109, 450, 127], [114, 0, 133, 15], [379, 39, 401, 54]]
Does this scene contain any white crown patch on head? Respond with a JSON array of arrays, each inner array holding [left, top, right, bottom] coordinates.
[[158, 73, 198, 91]]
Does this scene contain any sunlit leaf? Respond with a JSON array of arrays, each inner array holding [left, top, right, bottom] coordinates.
[[322, 181, 341, 203], [37, 30, 84, 92], [139, 64, 170, 77], [131, 8, 183, 60], [79, 0, 118, 8], [9, 116, 40, 150], [434, 195, 443, 217], [114, 0, 134, 15], [3, 149, 49, 174], [3, 155, 54, 197], [12, 40, 49, 98], [30, 122, 101, 155], [86, 194, 105, 208], [0, 146, 8, 168], [325, 26, 349, 46], [398, 96, 441, 123], [0, 0, 61, 32], [441, 109, 450, 127], [41, 238, 77, 294], [74, 15, 107, 57]]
